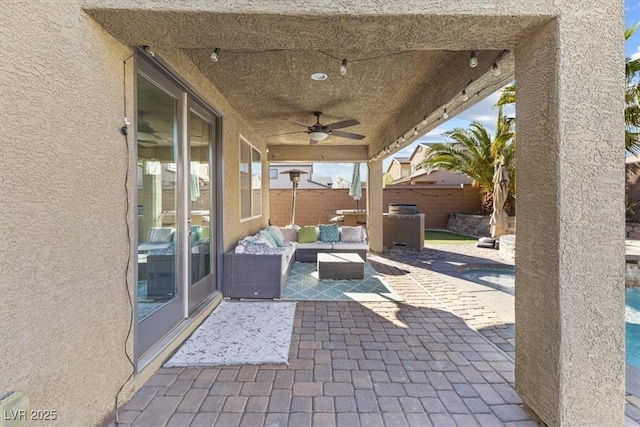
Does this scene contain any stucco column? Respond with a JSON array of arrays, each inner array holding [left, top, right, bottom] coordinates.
[[514, 17, 625, 426], [367, 160, 383, 252]]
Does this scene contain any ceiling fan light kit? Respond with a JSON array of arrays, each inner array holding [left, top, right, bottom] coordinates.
[[309, 131, 329, 141]]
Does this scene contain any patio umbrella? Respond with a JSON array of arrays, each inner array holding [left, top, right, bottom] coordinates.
[[489, 164, 510, 238], [348, 162, 362, 210], [190, 162, 200, 202]]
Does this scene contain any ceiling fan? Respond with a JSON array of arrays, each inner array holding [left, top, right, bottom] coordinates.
[[282, 111, 365, 144], [137, 117, 171, 145]]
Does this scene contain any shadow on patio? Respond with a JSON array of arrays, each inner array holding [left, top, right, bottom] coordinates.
[[111, 252, 535, 427]]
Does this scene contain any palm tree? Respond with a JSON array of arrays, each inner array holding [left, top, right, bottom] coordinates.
[[420, 107, 515, 214], [626, 23, 640, 154], [496, 84, 515, 108]]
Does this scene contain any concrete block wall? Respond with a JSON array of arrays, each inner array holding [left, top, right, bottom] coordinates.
[[269, 185, 481, 228], [270, 188, 367, 226]]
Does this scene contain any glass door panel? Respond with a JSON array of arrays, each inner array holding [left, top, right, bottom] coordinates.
[[188, 104, 217, 312], [135, 66, 185, 357]]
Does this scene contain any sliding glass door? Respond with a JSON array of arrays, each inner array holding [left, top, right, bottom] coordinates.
[[187, 102, 217, 312], [135, 54, 219, 359]]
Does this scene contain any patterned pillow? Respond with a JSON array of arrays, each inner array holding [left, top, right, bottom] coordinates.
[[319, 224, 340, 243], [297, 226, 318, 243], [266, 225, 285, 247], [340, 226, 363, 242]]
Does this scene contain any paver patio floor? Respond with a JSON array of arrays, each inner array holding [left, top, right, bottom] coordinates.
[[112, 244, 636, 426]]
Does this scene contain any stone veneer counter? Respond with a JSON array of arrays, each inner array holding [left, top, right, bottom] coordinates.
[[499, 234, 516, 262]]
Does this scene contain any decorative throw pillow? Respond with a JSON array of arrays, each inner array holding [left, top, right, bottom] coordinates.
[[266, 225, 285, 247], [259, 229, 278, 248], [297, 226, 318, 243], [319, 224, 340, 243], [340, 226, 363, 242], [190, 225, 202, 242], [280, 226, 298, 243], [147, 227, 174, 243]]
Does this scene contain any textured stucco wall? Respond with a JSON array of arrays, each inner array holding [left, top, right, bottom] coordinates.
[[0, 3, 271, 426], [515, 9, 625, 426], [0, 2, 136, 426]]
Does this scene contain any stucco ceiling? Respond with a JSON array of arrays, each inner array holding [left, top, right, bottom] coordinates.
[[85, 7, 535, 154]]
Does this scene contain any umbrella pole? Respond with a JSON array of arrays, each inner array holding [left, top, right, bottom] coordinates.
[[291, 181, 297, 226]]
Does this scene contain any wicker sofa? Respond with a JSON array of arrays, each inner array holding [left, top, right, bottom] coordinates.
[[222, 225, 368, 299]]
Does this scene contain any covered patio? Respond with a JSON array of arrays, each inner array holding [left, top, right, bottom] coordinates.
[[1, 1, 625, 426], [111, 243, 640, 426]]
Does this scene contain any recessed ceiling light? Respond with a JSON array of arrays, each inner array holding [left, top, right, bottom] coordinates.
[[311, 73, 328, 81]]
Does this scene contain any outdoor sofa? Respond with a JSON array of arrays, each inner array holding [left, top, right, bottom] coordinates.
[[223, 224, 368, 299]]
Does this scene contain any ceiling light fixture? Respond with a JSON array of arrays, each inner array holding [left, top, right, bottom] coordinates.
[[340, 58, 348, 75], [308, 131, 329, 142], [422, 116, 427, 126], [443, 108, 449, 119], [469, 51, 478, 68], [210, 48, 220, 62], [492, 62, 501, 76], [400, 136, 406, 143], [311, 72, 329, 81], [462, 89, 469, 101], [413, 127, 418, 136]]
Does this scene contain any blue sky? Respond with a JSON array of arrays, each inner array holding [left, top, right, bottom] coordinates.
[[312, 2, 640, 182]]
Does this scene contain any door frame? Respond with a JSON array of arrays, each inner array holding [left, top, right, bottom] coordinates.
[[133, 50, 224, 363]]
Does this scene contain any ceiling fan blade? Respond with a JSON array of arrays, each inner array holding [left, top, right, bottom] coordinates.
[[325, 119, 360, 131], [330, 130, 366, 140], [267, 131, 307, 138], [283, 119, 312, 128]]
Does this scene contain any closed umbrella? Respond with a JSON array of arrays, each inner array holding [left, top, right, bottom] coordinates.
[[190, 162, 200, 202], [348, 162, 362, 209], [489, 164, 509, 238]]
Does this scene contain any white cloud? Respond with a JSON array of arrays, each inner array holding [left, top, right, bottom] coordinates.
[[632, 45, 640, 61]]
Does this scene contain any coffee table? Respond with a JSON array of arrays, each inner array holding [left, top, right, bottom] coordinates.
[[317, 252, 365, 280]]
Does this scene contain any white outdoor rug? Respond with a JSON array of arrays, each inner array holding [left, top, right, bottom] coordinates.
[[164, 301, 296, 367]]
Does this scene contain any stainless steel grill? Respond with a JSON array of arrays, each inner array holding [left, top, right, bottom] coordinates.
[[383, 210, 425, 250]]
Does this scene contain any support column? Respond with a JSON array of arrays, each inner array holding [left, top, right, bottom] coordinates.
[[367, 160, 383, 252], [515, 15, 625, 426]]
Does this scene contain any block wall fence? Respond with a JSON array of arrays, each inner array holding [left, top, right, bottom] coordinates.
[[269, 186, 482, 229]]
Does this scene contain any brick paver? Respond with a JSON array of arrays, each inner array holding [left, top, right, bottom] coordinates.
[[113, 245, 590, 426]]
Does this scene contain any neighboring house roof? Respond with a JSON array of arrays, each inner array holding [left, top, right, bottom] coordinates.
[[307, 176, 333, 188], [408, 143, 432, 163], [385, 157, 411, 174], [389, 168, 472, 186]]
